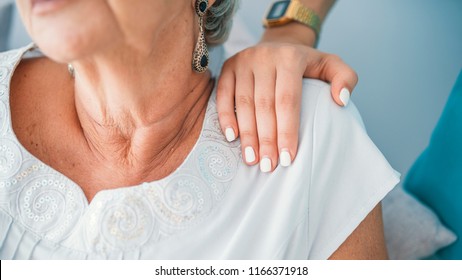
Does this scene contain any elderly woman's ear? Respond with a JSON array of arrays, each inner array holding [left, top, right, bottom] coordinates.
[[192, 0, 217, 10]]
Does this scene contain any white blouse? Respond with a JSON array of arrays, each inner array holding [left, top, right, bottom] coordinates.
[[0, 45, 399, 259]]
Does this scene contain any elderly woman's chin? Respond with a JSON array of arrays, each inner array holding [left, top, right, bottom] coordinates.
[[18, 0, 120, 63], [33, 28, 116, 63]]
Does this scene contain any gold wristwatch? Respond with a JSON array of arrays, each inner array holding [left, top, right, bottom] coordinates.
[[263, 0, 321, 39]]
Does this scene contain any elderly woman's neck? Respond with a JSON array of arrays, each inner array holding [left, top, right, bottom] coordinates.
[[70, 46, 214, 173]]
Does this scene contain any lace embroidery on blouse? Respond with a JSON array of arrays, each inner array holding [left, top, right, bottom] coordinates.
[[0, 46, 241, 256]]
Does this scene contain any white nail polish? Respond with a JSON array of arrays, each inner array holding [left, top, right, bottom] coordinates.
[[245, 146, 256, 163], [260, 157, 272, 173], [225, 127, 236, 142], [339, 88, 350, 107], [280, 149, 292, 167]]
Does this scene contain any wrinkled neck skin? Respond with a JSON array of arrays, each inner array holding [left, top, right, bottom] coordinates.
[[70, 8, 213, 177]]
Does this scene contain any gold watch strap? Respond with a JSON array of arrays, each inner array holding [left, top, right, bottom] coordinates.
[[287, 0, 321, 39]]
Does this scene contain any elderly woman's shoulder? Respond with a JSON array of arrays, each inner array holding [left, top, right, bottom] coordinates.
[[10, 56, 69, 97], [5, 47, 76, 160], [297, 78, 367, 161], [1, 47, 70, 96], [300, 79, 334, 112], [10, 54, 73, 118], [300, 78, 363, 129]]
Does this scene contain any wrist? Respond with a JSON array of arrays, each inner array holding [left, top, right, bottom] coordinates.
[[262, 0, 336, 48], [297, 0, 336, 21], [262, 21, 317, 47]]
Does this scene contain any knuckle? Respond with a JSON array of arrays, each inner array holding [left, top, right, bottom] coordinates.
[[259, 136, 276, 147], [279, 47, 302, 67], [276, 92, 298, 110], [239, 130, 257, 141], [255, 97, 274, 112], [282, 46, 301, 60], [221, 57, 235, 69], [236, 94, 254, 107], [256, 52, 272, 64], [240, 47, 260, 59], [242, 46, 275, 64], [221, 59, 230, 68], [218, 111, 235, 121], [278, 131, 297, 141], [321, 54, 343, 68], [327, 54, 342, 62]]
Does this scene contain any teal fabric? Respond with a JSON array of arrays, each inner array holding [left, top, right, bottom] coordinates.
[[405, 70, 462, 259]]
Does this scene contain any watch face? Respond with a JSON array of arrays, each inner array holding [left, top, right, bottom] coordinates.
[[267, 0, 291, 20]]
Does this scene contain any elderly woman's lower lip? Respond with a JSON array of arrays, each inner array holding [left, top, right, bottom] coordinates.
[[31, 0, 69, 15]]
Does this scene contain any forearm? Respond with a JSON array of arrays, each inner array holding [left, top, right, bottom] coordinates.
[[261, 0, 336, 47]]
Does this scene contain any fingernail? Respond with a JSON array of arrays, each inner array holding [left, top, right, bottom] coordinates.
[[245, 146, 256, 163], [280, 149, 292, 167], [225, 127, 236, 142], [339, 88, 350, 107], [260, 157, 272, 173]]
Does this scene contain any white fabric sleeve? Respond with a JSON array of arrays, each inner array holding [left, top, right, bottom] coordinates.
[[302, 80, 400, 259]]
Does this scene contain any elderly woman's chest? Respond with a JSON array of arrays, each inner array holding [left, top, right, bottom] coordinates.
[[1, 125, 245, 258]]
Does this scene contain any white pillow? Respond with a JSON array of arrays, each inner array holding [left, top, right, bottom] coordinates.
[[382, 186, 457, 259]]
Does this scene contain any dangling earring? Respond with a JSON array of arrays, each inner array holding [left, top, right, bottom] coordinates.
[[192, 0, 209, 73]]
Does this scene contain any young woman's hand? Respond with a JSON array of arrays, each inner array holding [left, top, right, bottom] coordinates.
[[217, 41, 358, 172]]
